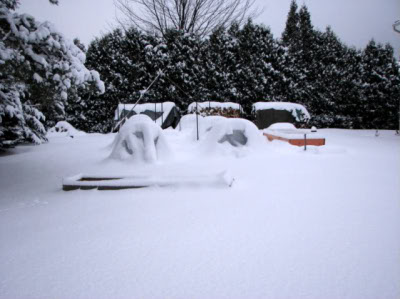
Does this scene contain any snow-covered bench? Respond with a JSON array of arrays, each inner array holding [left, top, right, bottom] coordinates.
[[263, 123, 325, 147]]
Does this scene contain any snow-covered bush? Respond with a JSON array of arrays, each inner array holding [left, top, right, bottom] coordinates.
[[200, 118, 265, 154], [109, 115, 171, 163], [179, 114, 227, 141], [0, 1, 104, 148], [47, 121, 86, 138], [178, 114, 203, 131]]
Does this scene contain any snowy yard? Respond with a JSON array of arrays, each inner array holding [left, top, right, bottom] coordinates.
[[0, 128, 399, 299]]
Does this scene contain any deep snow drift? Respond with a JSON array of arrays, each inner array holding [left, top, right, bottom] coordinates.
[[0, 128, 399, 299]]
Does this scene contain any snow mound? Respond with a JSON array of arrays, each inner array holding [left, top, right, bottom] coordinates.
[[47, 121, 86, 138], [201, 118, 265, 154], [178, 114, 203, 131], [267, 122, 297, 130], [253, 102, 310, 122], [178, 114, 227, 141], [109, 115, 171, 163], [197, 116, 226, 136]]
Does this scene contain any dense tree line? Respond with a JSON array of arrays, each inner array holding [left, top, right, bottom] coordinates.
[[72, 0, 399, 133]]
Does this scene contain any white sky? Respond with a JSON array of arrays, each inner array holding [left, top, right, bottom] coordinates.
[[19, 0, 400, 56]]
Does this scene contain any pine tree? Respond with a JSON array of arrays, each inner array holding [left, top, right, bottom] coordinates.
[[204, 25, 240, 105], [282, 0, 299, 47], [233, 20, 289, 115], [156, 30, 207, 110], [361, 41, 400, 129]]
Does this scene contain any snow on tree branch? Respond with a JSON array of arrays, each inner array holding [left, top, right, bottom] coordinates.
[[0, 3, 104, 147]]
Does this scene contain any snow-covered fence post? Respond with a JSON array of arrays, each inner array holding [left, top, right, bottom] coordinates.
[[304, 134, 307, 151], [161, 102, 164, 125], [196, 101, 199, 141]]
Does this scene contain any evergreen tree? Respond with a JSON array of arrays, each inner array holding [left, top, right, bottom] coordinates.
[[156, 30, 207, 110], [361, 41, 400, 129], [0, 1, 104, 147], [233, 20, 289, 115], [80, 28, 144, 132], [204, 25, 240, 105], [282, 0, 299, 47]]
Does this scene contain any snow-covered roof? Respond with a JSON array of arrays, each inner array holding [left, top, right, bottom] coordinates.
[[252, 102, 310, 121], [114, 102, 176, 126], [188, 102, 242, 113]]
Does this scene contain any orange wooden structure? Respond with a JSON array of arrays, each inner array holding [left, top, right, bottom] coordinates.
[[263, 132, 325, 147]]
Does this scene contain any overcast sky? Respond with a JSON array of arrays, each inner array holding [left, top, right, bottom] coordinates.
[[19, 0, 400, 56]]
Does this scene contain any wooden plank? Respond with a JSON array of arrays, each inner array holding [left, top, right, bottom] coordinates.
[[62, 171, 234, 191]]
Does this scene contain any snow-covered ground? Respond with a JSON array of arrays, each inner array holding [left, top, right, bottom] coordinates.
[[0, 128, 399, 299]]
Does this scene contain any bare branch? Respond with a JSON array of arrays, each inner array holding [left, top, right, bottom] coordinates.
[[394, 20, 400, 34], [114, 0, 260, 38]]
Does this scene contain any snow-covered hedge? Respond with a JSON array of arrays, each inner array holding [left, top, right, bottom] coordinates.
[[109, 115, 171, 163]]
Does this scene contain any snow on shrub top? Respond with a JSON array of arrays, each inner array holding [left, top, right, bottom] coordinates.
[[178, 114, 227, 141], [178, 114, 202, 131], [109, 114, 171, 163], [252, 102, 310, 122], [187, 102, 242, 113]]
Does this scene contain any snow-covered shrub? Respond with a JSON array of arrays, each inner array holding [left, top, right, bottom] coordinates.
[[47, 121, 86, 138], [178, 114, 225, 136], [0, 2, 104, 148], [198, 116, 227, 136], [178, 114, 203, 131], [179, 114, 227, 142], [200, 118, 265, 153], [109, 115, 171, 163]]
